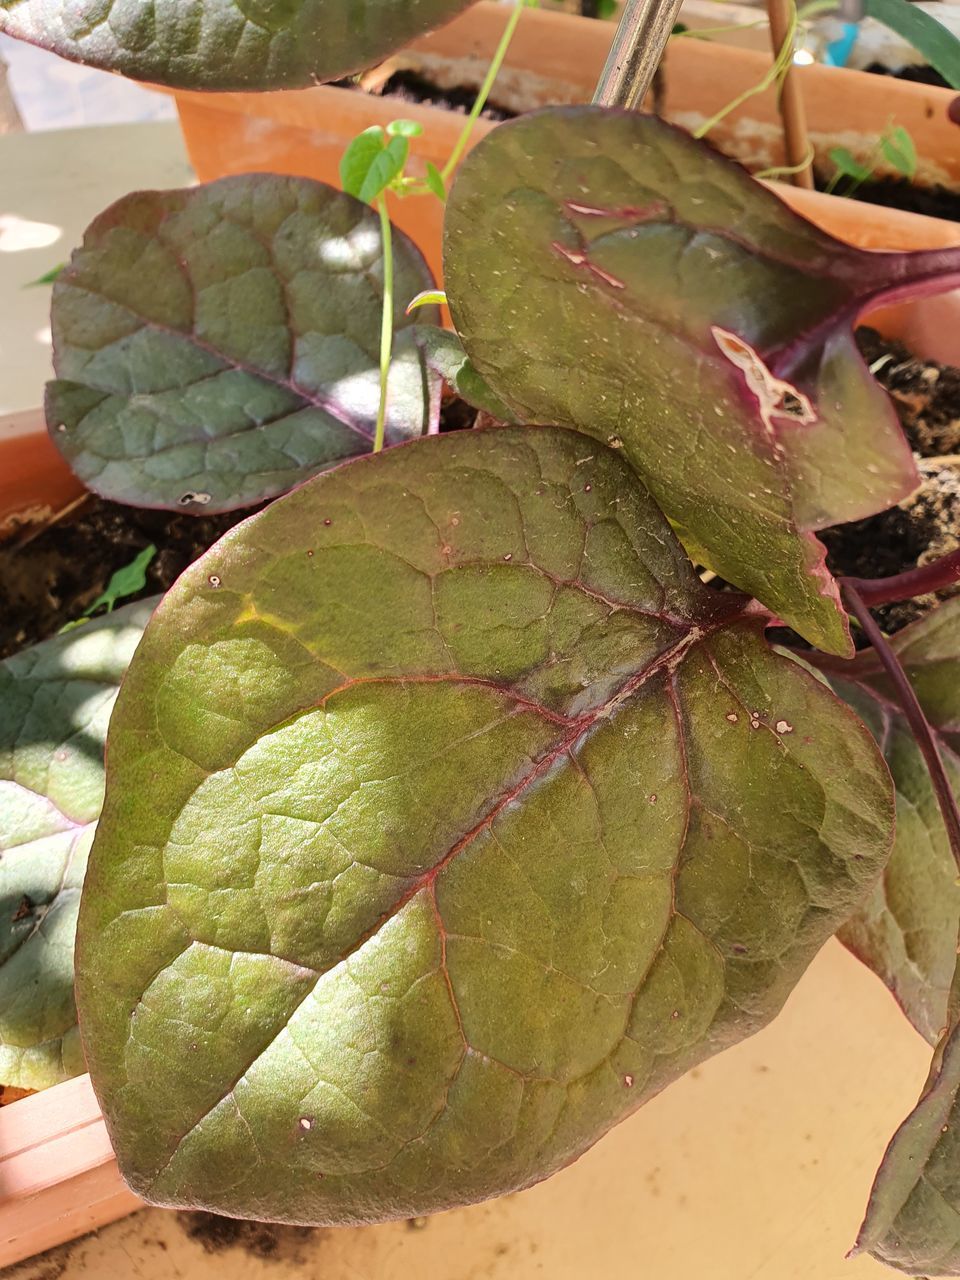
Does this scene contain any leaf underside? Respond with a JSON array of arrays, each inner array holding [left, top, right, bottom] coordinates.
[[0, 601, 154, 1091], [47, 175, 441, 514], [826, 599, 960, 1047], [77, 426, 893, 1223], [442, 107, 931, 656], [823, 600, 960, 1276], [0, 0, 474, 90]]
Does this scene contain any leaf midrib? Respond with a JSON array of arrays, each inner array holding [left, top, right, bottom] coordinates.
[[143, 618, 719, 1189]]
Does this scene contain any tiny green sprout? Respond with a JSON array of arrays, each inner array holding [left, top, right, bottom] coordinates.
[[24, 263, 65, 289], [339, 123, 412, 205], [826, 122, 919, 195], [880, 125, 918, 180], [60, 544, 157, 632], [406, 289, 447, 315], [386, 119, 423, 139]]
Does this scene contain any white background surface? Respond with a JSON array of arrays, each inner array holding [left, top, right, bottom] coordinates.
[[0, 36, 190, 417]]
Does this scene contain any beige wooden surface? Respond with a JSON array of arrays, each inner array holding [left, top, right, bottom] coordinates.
[[0, 122, 191, 418], [8, 941, 930, 1280]]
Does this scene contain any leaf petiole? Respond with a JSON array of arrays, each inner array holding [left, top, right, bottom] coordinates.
[[842, 580, 960, 874], [843, 547, 960, 608]]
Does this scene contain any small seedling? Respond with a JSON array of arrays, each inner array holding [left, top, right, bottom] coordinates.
[[826, 121, 918, 194], [59, 545, 156, 631]]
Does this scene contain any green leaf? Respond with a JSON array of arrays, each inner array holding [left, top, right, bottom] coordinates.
[[0, 0, 475, 91], [865, 0, 960, 90], [425, 162, 448, 203], [881, 127, 918, 181], [829, 145, 872, 183], [361, 136, 410, 205], [24, 263, 65, 289], [46, 174, 441, 514], [442, 107, 941, 655], [821, 598, 960, 1047], [406, 290, 448, 314], [83, 544, 157, 619], [0, 600, 155, 1091], [386, 120, 424, 139], [77, 426, 893, 1222], [340, 127, 387, 200], [413, 325, 521, 421]]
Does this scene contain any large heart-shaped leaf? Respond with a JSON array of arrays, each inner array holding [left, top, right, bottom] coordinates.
[[442, 108, 960, 655], [0, 600, 154, 1091], [821, 599, 960, 1046], [47, 175, 440, 514], [77, 426, 893, 1222], [0, 0, 474, 90]]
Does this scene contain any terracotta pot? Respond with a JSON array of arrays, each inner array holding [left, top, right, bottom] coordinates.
[[0, 410, 83, 541], [171, 2, 960, 288]]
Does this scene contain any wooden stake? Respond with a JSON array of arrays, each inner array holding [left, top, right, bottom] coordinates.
[[766, 0, 814, 189]]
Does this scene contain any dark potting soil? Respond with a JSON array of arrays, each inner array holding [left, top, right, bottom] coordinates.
[[862, 60, 952, 91], [834, 175, 960, 225], [376, 69, 517, 122], [0, 395, 484, 661], [1, 334, 957, 659], [333, 67, 517, 122], [0, 502, 256, 661], [810, 328, 960, 637]]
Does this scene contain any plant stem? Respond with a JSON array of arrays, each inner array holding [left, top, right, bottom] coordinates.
[[441, 0, 528, 183], [373, 196, 394, 455], [843, 548, 960, 608], [693, 0, 799, 138], [842, 581, 960, 873]]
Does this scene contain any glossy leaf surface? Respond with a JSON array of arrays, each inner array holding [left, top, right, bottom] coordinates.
[[47, 175, 440, 514], [0, 601, 153, 1090], [441, 107, 960, 654], [0, 0, 474, 91], [77, 427, 893, 1222], [826, 599, 960, 1046]]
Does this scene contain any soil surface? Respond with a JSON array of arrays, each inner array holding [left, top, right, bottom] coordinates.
[[181, 1212, 315, 1262], [1, 336, 957, 657], [863, 60, 951, 90], [0, 503, 256, 661], [0, 396, 483, 660], [817, 328, 960, 636], [832, 175, 960, 225], [335, 67, 517, 121], [376, 69, 516, 122]]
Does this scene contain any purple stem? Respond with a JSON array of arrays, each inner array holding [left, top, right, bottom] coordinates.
[[842, 580, 960, 874], [842, 548, 960, 609]]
